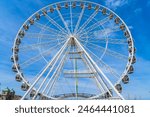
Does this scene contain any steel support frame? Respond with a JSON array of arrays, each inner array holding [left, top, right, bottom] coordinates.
[[74, 37, 124, 100]]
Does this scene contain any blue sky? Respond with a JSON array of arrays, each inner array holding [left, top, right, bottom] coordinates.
[[0, 0, 150, 99]]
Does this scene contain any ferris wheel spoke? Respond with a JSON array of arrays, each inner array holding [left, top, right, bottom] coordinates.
[[79, 37, 127, 45], [79, 34, 96, 40], [74, 6, 85, 33], [34, 22, 65, 35], [70, 2, 73, 33], [98, 38, 127, 45], [79, 25, 120, 38], [99, 60, 120, 79], [20, 40, 66, 69], [75, 10, 99, 35], [86, 42, 128, 61], [78, 16, 110, 36], [99, 26, 121, 35], [44, 14, 68, 35], [56, 7, 71, 34], [20, 39, 65, 52], [25, 32, 65, 39], [82, 45, 120, 79]]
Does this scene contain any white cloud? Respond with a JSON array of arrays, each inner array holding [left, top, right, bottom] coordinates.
[[128, 26, 134, 29], [134, 8, 142, 14], [105, 0, 128, 10]]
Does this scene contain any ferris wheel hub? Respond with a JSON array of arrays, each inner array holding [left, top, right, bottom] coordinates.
[[70, 36, 76, 46]]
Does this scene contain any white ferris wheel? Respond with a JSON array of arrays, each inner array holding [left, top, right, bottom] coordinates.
[[11, 0, 136, 100]]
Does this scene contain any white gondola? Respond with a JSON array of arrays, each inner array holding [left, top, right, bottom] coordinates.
[[11, 54, 18, 62], [129, 56, 136, 64], [128, 38, 132, 46], [122, 75, 129, 84], [35, 13, 40, 20], [12, 46, 19, 53], [115, 84, 122, 93], [104, 90, 112, 98], [80, 3, 84, 9], [30, 90, 36, 98], [14, 46, 19, 52], [23, 25, 29, 31], [127, 65, 134, 74], [57, 4, 61, 10], [95, 5, 99, 11], [16, 38, 21, 45], [109, 13, 114, 19], [42, 10, 47, 16], [129, 47, 136, 54], [15, 73, 23, 82], [114, 17, 120, 24], [12, 64, 20, 72], [21, 82, 29, 91], [18, 31, 25, 38], [50, 6, 54, 13], [72, 2, 76, 8], [120, 24, 125, 30], [124, 31, 130, 38], [65, 3, 68, 9], [88, 4, 92, 10], [29, 19, 34, 25], [102, 8, 106, 15], [40, 95, 47, 100]]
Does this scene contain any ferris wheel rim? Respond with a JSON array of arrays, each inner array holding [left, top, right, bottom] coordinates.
[[12, 0, 135, 100]]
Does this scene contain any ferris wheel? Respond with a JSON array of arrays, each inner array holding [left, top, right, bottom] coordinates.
[[11, 0, 136, 100]]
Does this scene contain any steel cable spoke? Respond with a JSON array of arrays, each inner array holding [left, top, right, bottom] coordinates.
[[82, 44, 121, 79], [20, 40, 66, 68], [75, 10, 99, 35], [77, 16, 110, 36], [79, 25, 120, 38], [74, 6, 85, 33], [79, 37, 127, 45], [70, 2, 73, 33], [20, 39, 65, 52], [85, 42, 128, 61], [34, 22, 66, 35], [25, 33, 65, 39], [56, 7, 71, 34], [44, 14, 68, 35]]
